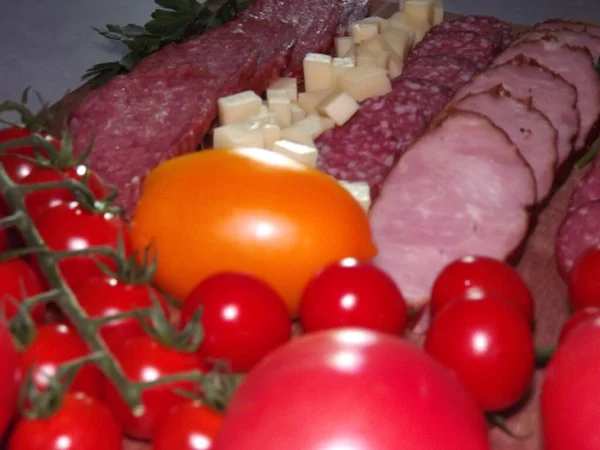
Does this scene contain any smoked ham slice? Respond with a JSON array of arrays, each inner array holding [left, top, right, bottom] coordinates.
[[370, 111, 536, 308], [514, 29, 600, 61], [533, 18, 600, 38]]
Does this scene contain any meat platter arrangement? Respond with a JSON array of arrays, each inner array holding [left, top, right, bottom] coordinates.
[[0, 0, 599, 449]]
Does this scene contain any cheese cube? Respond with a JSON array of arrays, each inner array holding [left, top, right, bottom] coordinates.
[[337, 66, 392, 102], [343, 44, 357, 59], [320, 116, 336, 133], [360, 35, 395, 56], [261, 124, 281, 150], [404, 0, 435, 26], [389, 12, 429, 43], [332, 57, 356, 86], [213, 124, 264, 149], [375, 51, 390, 69], [338, 181, 372, 211], [294, 115, 327, 139], [357, 53, 378, 68], [291, 103, 307, 123], [298, 88, 336, 114], [335, 36, 355, 58], [268, 96, 292, 127], [359, 16, 391, 33], [280, 126, 316, 147], [317, 91, 360, 126], [303, 53, 334, 92], [272, 140, 318, 167], [434, 0, 444, 25], [267, 77, 298, 102], [218, 91, 262, 125], [388, 54, 404, 79], [246, 112, 278, 131], [349, 20, 379, 44], [383, 27, 413, 59]]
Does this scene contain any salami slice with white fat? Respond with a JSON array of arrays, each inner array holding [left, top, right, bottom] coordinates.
[[370, 111, 536, 308], [429, 15, 514, 49], [492, 37, 600, 150], [569, 159, 600, 209], [452, 86, 558, 201], [513, 29, 600, 61], [401, 56, 479, 92], [555, 201, 600, 279], [390, 77, 454, 123], [453, 55, 580, 165]]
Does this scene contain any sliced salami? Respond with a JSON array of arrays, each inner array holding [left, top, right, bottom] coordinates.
[[492, 37, 600, 150], [337, 0, 371, 35], [555, 201, 600, 279], [429, 15, 514, 49], [453, 56, 580, 165], [370, 111, 535, 308], [452, 87, 558, 202], [534, 19, 600, 38], [514, 29, 600, 61], [69, 66, 218, 216], [569, 161, 600, 209], [390, 77, 454, 123], [401, 55, 479, 92], [408, 31, 496, 70]]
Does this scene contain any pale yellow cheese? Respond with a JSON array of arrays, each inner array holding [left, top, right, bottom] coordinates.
[[298, 88, 336, 115], [349, 20, 379, 44], [303, 53, 334, 92], [338, 181, 371, 211], [343, 44, 357, 59], [268, 96, 292, 127], [218, 90, 263, 125], [337, 66, 392, 102], [291, 103, 307, 123], [317, 91, 360, 126], [267, 77, 298, 102], [294, 115, 328, 139], [213, 124, 264, 149], [335, 36, 355, 58], [433, 0, 444, 25], [357, 53, 378, 68], [383, 27, 413, 59], [332, 57, 356, 87], [404, 0, 435, 26], [246, 111, 278, 131], [360, 35, 396, 57], [280, 126, 316, 147], [375, 51, 390, 69], [388, 53, 404, 79], [359, 16, 391, 33], [261, 124, 281, 150], [272, 140, 318, 167], [320, 116, 336, 133], [389, 12, 428, 44]]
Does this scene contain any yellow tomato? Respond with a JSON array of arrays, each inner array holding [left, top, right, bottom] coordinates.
[[130, 148, 377, 316]]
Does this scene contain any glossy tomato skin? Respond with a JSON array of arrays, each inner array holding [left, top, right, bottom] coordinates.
[[19, 324, 102, 400], [559, 307, 600, 344], [181, 272, 292, 373], [568, 246, 600, 310], [425, 298, 535, 412], [0, 127, 59, 183], [34, 202, 130, 291], [103, 335, 205, 441], [430, 256, 534, 323], [211, 328, 491, 450], [73, 276, 169, 351], [0, 321, 19, 438], [299, 259, 407, 334], [541, 319, 600, 450], [154, 401, 224, 450], [8, 393, 122, 450], [22, 165, 106, 221], [0, 258, 45, 323]]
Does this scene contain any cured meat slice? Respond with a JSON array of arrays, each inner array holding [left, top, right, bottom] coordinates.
[[132, 24, 259, 96], [337, 0, 371, 35], [69, 66, 218, 216], [370, 111, 536, 307], [491, 37, 600, 150], [514, 29, 600, 61], [453, 87, 558, 202], [429, 15, 514, 49], [555, 201, 600, 279], [401, 55, 479, 92], [453, 56, 579, 165], [534, 19, 600, 38], [390, 77, 454, 123], [408, 31, 496, 70], [569, 160, 600, 209]]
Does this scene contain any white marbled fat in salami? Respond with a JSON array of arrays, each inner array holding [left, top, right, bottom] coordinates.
[[409, 31, 496, 69], [429, 15, 514, 49], [569, 157, 600, 210], [390, 77, 454, 123], [401, 55, 479, 92]]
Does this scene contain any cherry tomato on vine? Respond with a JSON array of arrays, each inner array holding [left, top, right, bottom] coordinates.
[[430, 256, 534, 323], [34, 202, 130, 291], [181, 272, 292, 373], [154, 401, 224, 450], [568, 246, 600, 310], [103, 335, 205, 441], [0, 320, 19, 438], [425, 297, 535, 412], [73, 276, 169, 351], [0, 258, 45, 323], [8, 393, 122, 450], [558, 307, 600, 344], [19, 324, 102, 400], [299, 259, 407, 335]]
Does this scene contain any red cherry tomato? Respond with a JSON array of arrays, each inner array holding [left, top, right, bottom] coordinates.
[[541, 319, 600, 450], [153, 401, 224, 450], [425, 297, 535, 412], [22, 165, 106, 221], [34, 202, 130, 291], [568, 246, 600, 310], [19, 324, 103, 400], [558, 307, 600, 344], [299, 259, 407, 334], [211, 328, 491, 450], [0, 320, 19, 438], [0, 258, 45, 323], [430, 256, 534, 323], [181, 272, 292, 373], [0, 127, 59, 183], [103, 335, 205, 441], [8, 393, 122, 450]]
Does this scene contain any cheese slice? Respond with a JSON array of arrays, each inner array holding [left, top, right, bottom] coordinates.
[[213, 124, 265, 149], [303, 53, 334, 92], [317, 91, 360, 126], [298, 88, 336, 114], [433, 0, 444, 25], [261, 124, 281, 150], [337, 66, 392, 102], [338, 181, 372, 211], [280, 126, 316, 147], [268, 96, 292, 127], [267, 77, 298, 102], [272, 140, 318, 167], [291, 103, 307, 123], [335, 36, 355, 58], [349, 20, 379, 44], [218, 91, 263, 125], [404, 0, 435, 26], [383, 27, 413, 59]]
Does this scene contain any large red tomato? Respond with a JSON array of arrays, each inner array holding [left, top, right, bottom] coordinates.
[[211, 328, 491, 450], [568, 246, 600, 310], [0, 321, 19, 438], [541, 318, 600, 450], [0, 258, 45, 323], [0, 127, 59, 183]]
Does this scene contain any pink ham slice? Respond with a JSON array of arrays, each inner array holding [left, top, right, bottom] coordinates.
[[533, 19, 600, 38], [453, 55, 579, 165], [491, 37, 600, 150], [452, 86, 558, 202], [370, 111, 536, 308], [513, 29, 600, 61]]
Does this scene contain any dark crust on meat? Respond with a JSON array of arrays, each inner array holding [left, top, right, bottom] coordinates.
[[533, 18, 600, 31]]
